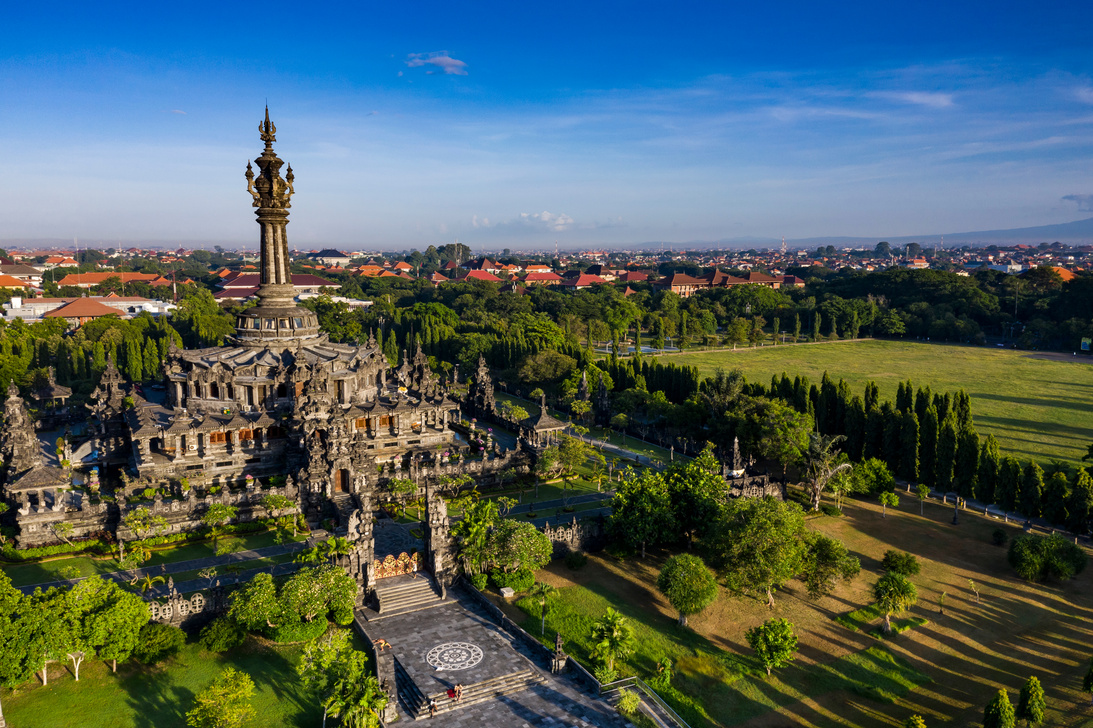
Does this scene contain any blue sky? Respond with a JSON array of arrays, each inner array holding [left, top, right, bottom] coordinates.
[[2, 1, 1092, 249]]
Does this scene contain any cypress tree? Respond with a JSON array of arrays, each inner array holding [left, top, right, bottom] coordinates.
[[1018, 462, 1044, 519], [812, 312, 821, 342], [772, 317, 779, 344], [882, 403, 902, 473], [982, 689, 1015, 728], [1042, 472, 1070, 527], [1015, 676, 1045, 728], [996, 457, 1022, 512], [808, 384, 820, 421], [864, 407, 884, 460], [935, 415, 957, 491], [895, 381, 910, 413], [793, 376, 809, 413], [864, 381, 880, 412], [914, 385, 932, 423], [125, 339, 143, 382], [934, 392, 951, 426], [977, 435, 1001, 505], [953, 390, 973, 429], [1066, 469, 1093, 535], [143, 338, 159, 382], [900, 411, 919, 482], [834, 380, 851, 435], [827, 314, 838, 340], [793, 313, 801, 342], [845, 396, 866, 461], [848, 310, 860, 339], [953, 427, 980, 499], [919, 405, 938, 487]]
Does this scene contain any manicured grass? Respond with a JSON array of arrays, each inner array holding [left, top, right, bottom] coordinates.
[[656, 339, 1093, 465], [0, 635, 323, 728], [502, 490, 1093, 727], [1, 531, 306, 588]]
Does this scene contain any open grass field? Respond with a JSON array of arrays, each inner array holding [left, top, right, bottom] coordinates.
[[505, 492, 1093, 727], [0, 632, 346, 728], [656, 339, 1093, 465]]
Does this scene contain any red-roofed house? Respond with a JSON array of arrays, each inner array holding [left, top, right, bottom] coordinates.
[[57, 272, 165, 288], [523, 271, 564, 285], [1052, 266, 1076, 282], [618, 271, 648, 283], [0, 275, 32, 290], [655, 272, 709, 298], [43, 298, 124, 326], [560, 273, 608, 289], [459, 270, 502, 283]]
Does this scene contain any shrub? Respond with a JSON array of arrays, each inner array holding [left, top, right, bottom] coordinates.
[[134, 623, 186, 664], [470, 573, 488, 591], [142, 488, 156, 500], [491, 569, 535, 593], [564, 550, 589, 570], [880, 550, 921, 576], [617, 688, 641, 716], [594, 665, 619, 684], [819, 503, 842, 517], [1008, 533, 1087, 582], [266, 619, 328, 644], [200, 616, 246, 652], [992, 529, 1008, 546]]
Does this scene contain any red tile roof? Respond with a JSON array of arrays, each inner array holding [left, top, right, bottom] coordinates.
[[43, 298, 123, 319]]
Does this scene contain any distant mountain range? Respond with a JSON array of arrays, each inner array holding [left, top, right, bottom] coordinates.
[[647, 217, 1093, 250], [5, 217, 1093, 252]]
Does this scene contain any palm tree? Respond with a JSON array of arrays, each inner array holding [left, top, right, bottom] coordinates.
[[872, 572, 918, 633], [322, 537, 354, 562], [529, 581, 556, 635], [138, 574, 166, 593], [805, 433, 852, 511], [590, 608, 635, 672]]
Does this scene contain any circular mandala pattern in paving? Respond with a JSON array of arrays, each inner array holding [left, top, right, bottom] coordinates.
[[425, 642, 484, 671]]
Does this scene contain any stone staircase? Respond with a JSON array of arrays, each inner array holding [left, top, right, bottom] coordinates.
[[331, 493, 356, 535], [394, 660, 546, 720], [374, 574, 446, 618]]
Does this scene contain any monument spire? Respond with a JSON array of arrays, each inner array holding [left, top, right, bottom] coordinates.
[[234, 108, 320, 346]]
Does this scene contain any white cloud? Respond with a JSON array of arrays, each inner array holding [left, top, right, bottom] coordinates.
[[520, 210, 573, 232], [471, 214, 491, 228], [406, 52, 468, 76], [1076, 86, 1093, 104], [1062, 193, 1093, 211], [872, 91, 955, 108]]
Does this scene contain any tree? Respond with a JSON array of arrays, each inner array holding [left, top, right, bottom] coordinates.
[[529, 582, 557, 635], [1042, 472, 1069, 527], [872, 572, 917, 633], [485, 519, 552, 574], [919, 405, 939, 487], [297, 629, 370, 728], [590, 608, 635, 672], [0, 572, 38, 722], [916, 483, 930, 515], [703, 497, 809, 607], [803, 433, 853, 511], [202, 503, 238, 552], [122, 506, 169, 540], [186, 666, 256, 728], [996, 458, 1022, 512], [280, 565, 357, 626], [1015, 675, 1045, 727], [904, 716, 927, 728], [1018, 462, 1044, 519], [452, 496, 499, 572], [851, 458, 895, 495], [881, 550, 921, 577], [656, 554, 719, 626], [1007, 533, 1087, 582], [935, 416, 957, 490], [733, 395, 813, 473], [662, 446, 729, 544], [229, 572, 282, 630], [322, 651, 388, 728], [745, 618, 798, 676], [800, 534, 860, 600], [67, 575, 148, 673], [900, 411, 920, 482], [954, 427, 980, 499], [982, 689, 1016, 728], [610, 469, 676, 558], [554, 435, 604, 506], [1067, 469, 1093, 535], [978, 435, 1001, 505], [879, 491, 899, 517]]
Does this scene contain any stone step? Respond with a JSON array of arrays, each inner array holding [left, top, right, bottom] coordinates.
[[377, 579, 437, 597], [410, 670, 546, 719]]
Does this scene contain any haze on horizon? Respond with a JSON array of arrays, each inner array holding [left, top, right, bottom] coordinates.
[[2, 1, 1092, 249]]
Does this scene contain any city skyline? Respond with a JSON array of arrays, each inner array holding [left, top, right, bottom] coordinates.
[[2, 1, 1093, 247]]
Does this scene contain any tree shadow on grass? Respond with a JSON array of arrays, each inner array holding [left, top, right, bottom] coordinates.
[[121, 665, 196, 728]]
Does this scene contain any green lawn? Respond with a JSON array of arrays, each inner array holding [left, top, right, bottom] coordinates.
[[0, 636, 325, 728], [656, 339, 1093, 465], [1, 531, 306, 588]]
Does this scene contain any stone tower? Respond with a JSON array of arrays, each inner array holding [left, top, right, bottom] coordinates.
[[237, 108, 322, 346]]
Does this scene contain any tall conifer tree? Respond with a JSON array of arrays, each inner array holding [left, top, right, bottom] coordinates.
[[977, 435, 1001, 504], [919, 406, 939, 487], [900, 411, 919, 482], [954, 427, 980, 499], [1018, 462, 1044, 519]]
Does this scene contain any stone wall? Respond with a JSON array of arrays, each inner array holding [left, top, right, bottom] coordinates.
[[148, 583, 228, 632], [542, 515, 607, 558]]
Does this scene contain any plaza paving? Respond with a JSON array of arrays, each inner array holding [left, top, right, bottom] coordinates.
[[365, 586, 632, 727]]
